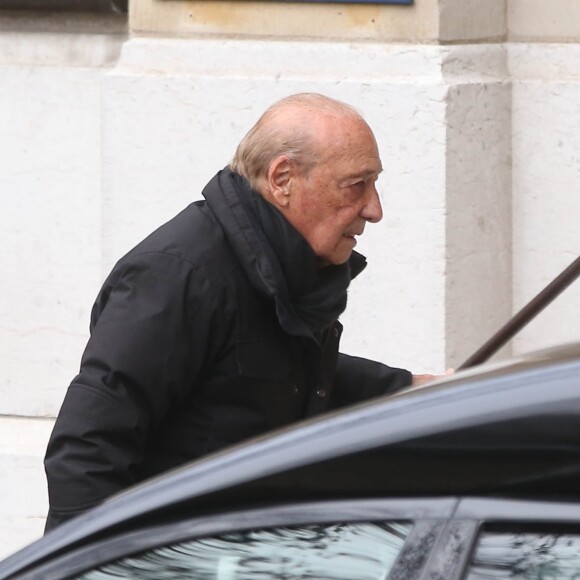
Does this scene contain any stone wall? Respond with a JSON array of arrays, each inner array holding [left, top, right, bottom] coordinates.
[[0, 0, 578, 558]]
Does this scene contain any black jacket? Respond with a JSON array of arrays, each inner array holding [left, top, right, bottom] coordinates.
[[44, 169, 411, 529]]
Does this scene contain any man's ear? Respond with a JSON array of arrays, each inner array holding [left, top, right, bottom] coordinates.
[[267, 156, 292, 208]]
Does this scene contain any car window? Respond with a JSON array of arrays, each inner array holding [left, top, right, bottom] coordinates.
[[75, 521, 410, 579], [466, 529, 580, 579]]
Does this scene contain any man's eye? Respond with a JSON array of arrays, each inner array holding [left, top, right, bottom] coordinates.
[[340, 180, 367, 196]]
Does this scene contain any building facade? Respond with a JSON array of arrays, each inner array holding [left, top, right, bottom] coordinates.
[[0, 0, 579, 557]]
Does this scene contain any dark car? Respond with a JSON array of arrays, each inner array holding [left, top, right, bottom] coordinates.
[[2, 342, 580, 579]]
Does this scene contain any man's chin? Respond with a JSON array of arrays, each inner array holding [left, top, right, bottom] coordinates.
[[317, 251, 353, 268]]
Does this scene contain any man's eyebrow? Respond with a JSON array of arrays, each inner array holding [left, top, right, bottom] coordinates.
[[342, 167, 383, 182]]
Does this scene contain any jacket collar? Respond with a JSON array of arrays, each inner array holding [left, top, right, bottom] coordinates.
[[203, 168, 367, 339]]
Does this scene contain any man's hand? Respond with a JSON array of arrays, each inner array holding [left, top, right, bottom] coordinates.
[[411, 368, 454, 387]]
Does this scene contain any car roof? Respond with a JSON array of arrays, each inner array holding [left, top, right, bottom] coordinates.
[[2, 342, 580, 577]]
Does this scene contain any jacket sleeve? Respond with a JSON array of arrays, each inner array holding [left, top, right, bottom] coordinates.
[[330, 353, 412, 410], [44, 251, 229, 531]]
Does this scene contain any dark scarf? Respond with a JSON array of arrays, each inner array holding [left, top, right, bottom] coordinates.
[[229, 171, 366, 337]]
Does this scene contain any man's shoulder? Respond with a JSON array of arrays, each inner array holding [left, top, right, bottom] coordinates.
[[93, 202, 243, 321], [121, 201, 236, 275]]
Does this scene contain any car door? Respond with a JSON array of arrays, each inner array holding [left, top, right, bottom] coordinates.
[[7, 496, 580, 579], [9, 498, 459, 579]]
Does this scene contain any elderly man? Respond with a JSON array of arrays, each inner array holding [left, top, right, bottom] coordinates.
[[44, 93, 432, 531]]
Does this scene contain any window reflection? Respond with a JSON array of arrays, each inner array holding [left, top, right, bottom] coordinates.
[[467, 531, 580, 579], [77, 521, 410, 579]]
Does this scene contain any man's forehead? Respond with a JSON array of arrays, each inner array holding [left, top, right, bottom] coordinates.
[[340, 148, 383, 177], [313, 115, 382, 169]]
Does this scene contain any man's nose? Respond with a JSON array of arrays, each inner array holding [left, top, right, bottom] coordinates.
[[360, 187, 383, 223]]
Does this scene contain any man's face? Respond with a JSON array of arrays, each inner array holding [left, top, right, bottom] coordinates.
[[286, 117, 383, 266]]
